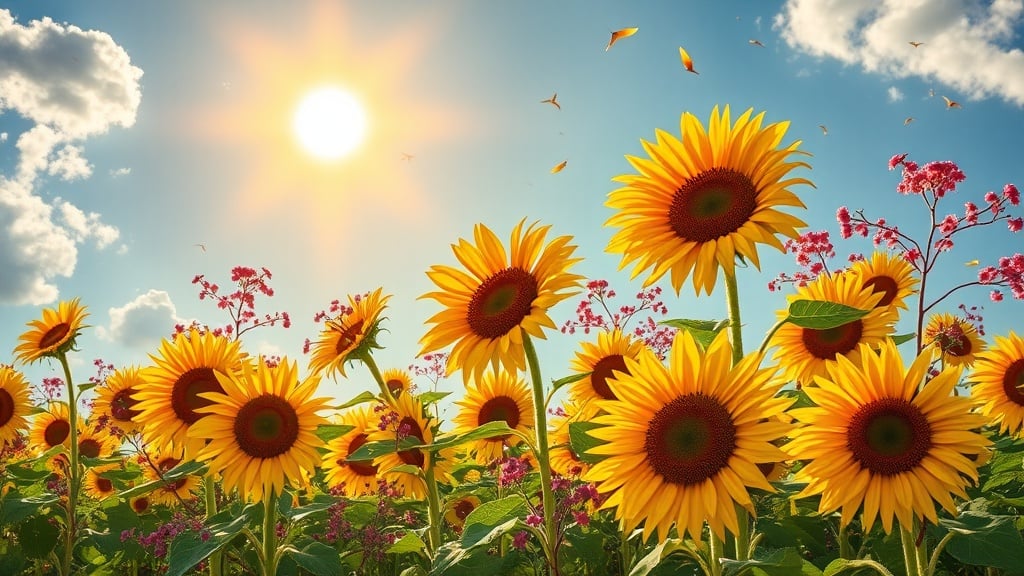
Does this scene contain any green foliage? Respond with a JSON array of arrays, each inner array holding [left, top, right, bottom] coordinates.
[[786, 300, 870, 330], [660, 318, 730, 348]]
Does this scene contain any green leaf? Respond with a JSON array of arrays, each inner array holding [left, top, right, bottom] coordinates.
[[822, 558, 895, 576], [629, 539, 689, 576], [17, 515, 60, 559], [786, 300, 870, 330], [419, 391, 451, 405], [315, 423, 354, 443], [383, 464, 423, 476], [166, 504, 259, 576], [117, 459, 207, 500], [889, 333, 916, 346], [387, 532, 427, 555], [283, 496, 335, 522], [334, 390, 379, 410], [0, 494, 60, 526], [660, 318, 728, 348], [346, 437, 419, 462], [551, 372, 589, 392], [2, 462, 51, 482], [78, 382, 99, 393], [425, 421, 517, 452], [287, 541, 346, 575], [938, 511, 1024, 570], [721, 547, 806, 576], [569, 421, 608, 465], [460, 495, 527, 549]]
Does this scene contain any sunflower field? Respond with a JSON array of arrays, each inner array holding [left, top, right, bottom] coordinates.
[[3, 106, 1024, 576]]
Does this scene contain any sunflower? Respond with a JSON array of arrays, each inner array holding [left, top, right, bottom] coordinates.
[[419, 219, 583, 383], [29, 402, 76, 453], [380, 368, 414, 399], [130, 495, 152, 514], [322, 405, 382, 497], [92, 365, 145, 436], [769, 271, 898, 387], [848, 251, 919, 313], [133, 329, 248, 458], [77, 419, 120, 460], [548, 398, 596, 478], [369, 392, 452, 498], [787, 340, 989, 534], [452, 370, 535, 464], [83, 464, 119, 500], [14, 298, 89, 364], [308, 288, 390, 379], [923, 313, 985, 368], [444, 494, 481, 529], [0, 365, 33, 446], [568, 328, 647, 406], [140, 445, 201, 507], [584, 330, 792, 542], [969, 331, 1024, 436], [605, 106, 812, 296], [188, 358, 331, 502]]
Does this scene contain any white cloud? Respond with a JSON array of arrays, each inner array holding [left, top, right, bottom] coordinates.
[[96, 290, 186, 349], [774, 0, 1024, 106], [0, 132, 7, 142], [888, 85, 905, 102], [109, 167, 130, 177], [0, 10, 141, 304]]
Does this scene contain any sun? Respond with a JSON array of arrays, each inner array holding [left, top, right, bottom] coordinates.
[[293, 87, 367, 160]]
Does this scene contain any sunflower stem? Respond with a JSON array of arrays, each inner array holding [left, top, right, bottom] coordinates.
[[57, 352, 79, 576], [523, 333, 560, 576], [362, 353, 398, 407], [618, 520, 633, 574], [838, 523, 854, 560], [204, 478, 223, 576], [708, 531, 724, 576], [723, 272, 752, 562], [425, 465, 443, 555], [899, 523, 923, 576], [926, 532, 954, 576], [262, 490, 279, 576], [757, 317, 789, 358]]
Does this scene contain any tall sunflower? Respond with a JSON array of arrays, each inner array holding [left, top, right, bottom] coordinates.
[[769, 271, 897, 387], [188, 358, 331, 502], [444, 494, 481, 529], [923, 313, 985, 368], [380, 368, 414, 399], [140, 444, 201, 507], [568, 328, 646, 406], [0, 365, 33, 446], [92, 365, 145, 436], [133, 329, 248, 458], [848, 251, 919, 313], [451, 370, 535, 464], [322, 405, 382, 497], [787, 341, 989, 533], [29, 402, 75, 453], [308, 288, 390, 379], [419, 219, 583, 383], [605, 106, 812, 296], [584, 330, 792, 542], [369, 392, 452, 498], [14, 298, 89, 364], [83, 464, 120, 500], [77, 419, 120, 460], [969, 331, 1024, 436]]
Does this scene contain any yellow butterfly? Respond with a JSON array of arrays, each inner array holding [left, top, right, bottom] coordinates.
[[551, 160, 567, 174], [679, 46, 699, 74], [606, 27, 638, 51]]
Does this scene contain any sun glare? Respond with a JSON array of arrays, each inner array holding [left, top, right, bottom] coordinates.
[[293, 87, 367, 160]]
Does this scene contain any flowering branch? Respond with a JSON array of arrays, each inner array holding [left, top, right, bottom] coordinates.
[[175, 266, 291, 341]]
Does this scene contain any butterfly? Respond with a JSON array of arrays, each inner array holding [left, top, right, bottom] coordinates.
[[679, 47, 698, 74], [908, 41, 924, 47], [541, 93, 560, 110], [606, 27, 638, 51], [551, 160, 567, 174], [818, 124, 828, 135], [904, 117, 914, 126], [749, 39, 765, 48], [965, 259, 980, 267], [942, 96, 962, 109]]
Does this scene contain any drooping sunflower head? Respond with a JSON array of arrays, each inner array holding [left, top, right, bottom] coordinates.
[[189, 358, 332, 502], [969, 331, 1024, 436], [605, 106, 813, 296], [924, 313, 985, 368], [322, 405, 382, 497], [141, 444, 201, 507], [83, 464, 120, 500], [308, 288, 391, 379], [584, 330, 793, 542], [444, 494, 482, 529], [848, 251, 919, 313], [380, 368, 414, 399], [769, 271, 898, 387], [30, 401, 75, 453], [15, 298, 90, 364], [134, 329, 248, 458], [452, 370, 535, 464], [92, 365, 145, 436], [368, 392, 452, 499], [419, 219, 583, 383], [788, 340, 990, 534], [568, 328, 647, 405], [0, 365, 33, 446]]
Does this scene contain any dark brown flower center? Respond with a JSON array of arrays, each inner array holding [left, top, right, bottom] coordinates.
[[234, 394, 300, 459], [132, 496, 150, 513], [79, 438, 102, 459], [863, 276, 899, 308], [44, 418, 71, 447], [935, 324, 970, 357], [467, 267, 539, 339], [644, 393, 737, 485], [170, 368, 224, 425], [95, 477, 113, 493], [397, 416, 426, 468], [386, 379, 405, 397], [158, 457, 186, 492], [334, 319, 365, 354], [1001, 359, 1024, 405], [111, 387, 141, 422], [344, 433, 378, 477], [454, 498, 476, 521], [847, 397, 932, 475], [669, 167, 758, 244], [801, 320, 864, 360], [0, 389, 14, 426], [590, 354, 628, 400], [39, 322, 71, 349], [477, 395, 521, 440]]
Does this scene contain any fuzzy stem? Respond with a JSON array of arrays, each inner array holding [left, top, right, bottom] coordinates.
[[708, 531, 724, 576], [926, 532, 954, 576], [619, 521, 633, 574], [205, 478, 223, 576], [838, 523, 854, 560], [262, 490, 279, 576], [723, 272, 751, 561], [425, 465, 443, 554], [362, 353, 398, 407], [523, 333, 560, 576], [899, 523, 923, 576], [57, 353, 79, 576]]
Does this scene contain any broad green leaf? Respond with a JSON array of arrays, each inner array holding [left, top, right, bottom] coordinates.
[[569, 421, 608, 465], [430, 541, 514, 576], [889, 333, 916, 346], [786, 300, 870, 330], [425, 421, 516, 452], [346, 437, 419, 461], [629, 538, 689, 576], [283, 495, 335, 521], [287, 541, 346, 575], [165, 504, 259, 576], [17, 515, 59, 559], [315, 423, 354, 443], [78, 382, 98, 393], [117, 459, 207, 500], [383, 464, 423, 476], [419, 391, 451, 405], [822, 558, 895, 576], [334, 390, 378, 410], [660, 318, 728, 348], [387, 531, 427, 555], [551, 372, 589, 392], [0, 494, 60, 526], [461, 495, 527, 549], [721, 547, 807, 576], [939, 511, 1024, 570]]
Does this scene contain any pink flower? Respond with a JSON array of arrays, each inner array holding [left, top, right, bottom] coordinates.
[[991, 290, 1004, 302], [938, 214, 959, 235], [1005, 183, 1021, 206], [1009, 217, 1023, 233], [888, 153, 908, 170]]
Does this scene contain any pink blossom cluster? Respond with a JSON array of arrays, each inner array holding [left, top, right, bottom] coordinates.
[[408, 351, 448, 389], [890, 155, 965, 198], [978, 254, 1024, 301], [958, 303, 985, 336], [131, 512, 206, 559], [768, 230, 847, 292], [498, 455, 531, 488], [560, 279, 676, 359], [176, 266, 291, 340]]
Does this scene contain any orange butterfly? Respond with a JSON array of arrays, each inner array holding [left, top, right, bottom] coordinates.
[[551, 160, 567, 174], [541, 92, 560, 110], [605, 27, 638, 51], [679, 47, 698, 74], [942, 96, 962, 109], [909, 41, 924, 47]]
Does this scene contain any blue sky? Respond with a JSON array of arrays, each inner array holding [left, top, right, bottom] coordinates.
[[2, 0, 1023, 415]]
